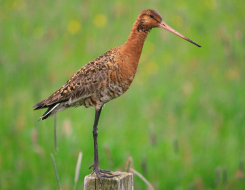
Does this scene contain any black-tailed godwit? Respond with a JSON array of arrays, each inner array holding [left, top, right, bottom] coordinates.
[[33, 9, 201, 183]]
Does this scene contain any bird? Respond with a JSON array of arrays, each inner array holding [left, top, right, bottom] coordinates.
[[33, 9, 201, 183]]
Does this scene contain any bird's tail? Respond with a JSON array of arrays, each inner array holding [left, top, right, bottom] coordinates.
[[33, 100, 60, 120], [39, 103, 60, 120]]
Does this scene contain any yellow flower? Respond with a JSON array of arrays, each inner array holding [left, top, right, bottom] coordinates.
[[67, 20, 81, 34], [93, 14, 107, 28]]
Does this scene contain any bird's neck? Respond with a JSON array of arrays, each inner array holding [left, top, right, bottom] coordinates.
[[122, 23, 149, 58], [120, 22, 150, 70], [115, 22, 151, 91]]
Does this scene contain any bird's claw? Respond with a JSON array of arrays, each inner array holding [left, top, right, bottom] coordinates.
[[89, 164, 119, 183]]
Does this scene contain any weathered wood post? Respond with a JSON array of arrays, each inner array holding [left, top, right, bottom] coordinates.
[[84, 171, 133, 190]]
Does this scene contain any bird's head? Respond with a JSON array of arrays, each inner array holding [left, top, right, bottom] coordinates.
[[137, 9, 201, 47], [137, 9, 163, 29]]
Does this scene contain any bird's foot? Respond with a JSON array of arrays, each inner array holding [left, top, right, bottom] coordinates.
[[89, 164, 119, 183]]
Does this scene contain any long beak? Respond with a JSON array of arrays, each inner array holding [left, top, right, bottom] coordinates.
[[159, 21, 201, 47]]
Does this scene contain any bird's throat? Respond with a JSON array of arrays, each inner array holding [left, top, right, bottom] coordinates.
[[120, 23, 149, 70], [116, 24, 150, 90], [123, 24, 149, 56]]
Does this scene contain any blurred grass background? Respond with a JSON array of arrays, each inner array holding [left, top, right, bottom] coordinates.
[[0, 0, 245, 189]]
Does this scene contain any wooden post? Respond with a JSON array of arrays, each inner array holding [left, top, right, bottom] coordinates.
[[84, 171, 133, 190]]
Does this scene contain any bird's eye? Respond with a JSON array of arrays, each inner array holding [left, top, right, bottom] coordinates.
[[150, 15, 154, 18]]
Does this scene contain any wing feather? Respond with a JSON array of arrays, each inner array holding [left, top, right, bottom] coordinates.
[[33, 47, 119, 109]]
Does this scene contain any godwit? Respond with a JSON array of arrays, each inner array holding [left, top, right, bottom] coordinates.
[[33, 9, 201, 183]]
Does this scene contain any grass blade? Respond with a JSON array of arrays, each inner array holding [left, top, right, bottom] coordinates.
[[130, 168, 155, 190], [54, 115, 58, 153], [51, 154, 61, 190], [73, 152, 83, 190]]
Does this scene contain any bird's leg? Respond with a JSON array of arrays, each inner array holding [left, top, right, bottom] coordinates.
[[89, 106, 119, 183], [90, 107, 102, 175]]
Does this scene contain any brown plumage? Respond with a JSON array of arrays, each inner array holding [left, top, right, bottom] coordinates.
[[33, 9, 200, 182], [33, 47, 121, 119]]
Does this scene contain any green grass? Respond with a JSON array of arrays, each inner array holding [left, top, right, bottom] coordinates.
[[1, 0, 245, 189]]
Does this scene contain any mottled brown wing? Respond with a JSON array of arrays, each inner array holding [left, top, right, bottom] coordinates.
[[33, 48, 118, 109]]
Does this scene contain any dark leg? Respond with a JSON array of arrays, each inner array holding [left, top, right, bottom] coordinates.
[[89, 106, 118, 183]]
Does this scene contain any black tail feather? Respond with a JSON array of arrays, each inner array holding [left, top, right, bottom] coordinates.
[[34, 98, 68, 120], [40, 103, 60, 120]]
